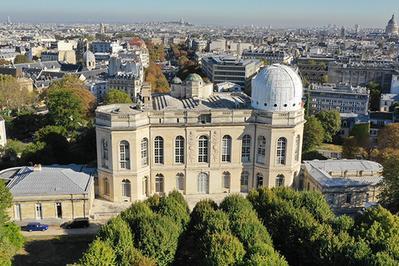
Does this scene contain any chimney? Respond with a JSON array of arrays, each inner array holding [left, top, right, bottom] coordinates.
[[33, 164, 42, 171]]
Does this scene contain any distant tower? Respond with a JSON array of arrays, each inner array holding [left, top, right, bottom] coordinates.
[[100, 23, 105, 34], [354, 24, 359, 35], [7, 16, 11, 25], [385, 14, 399, 36], [340, 26, 346, 38]]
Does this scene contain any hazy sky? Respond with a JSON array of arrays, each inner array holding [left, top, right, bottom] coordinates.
[[1, 0, 398, 27]]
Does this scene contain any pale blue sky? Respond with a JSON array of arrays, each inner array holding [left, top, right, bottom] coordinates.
[[1, 0, 398, 27]]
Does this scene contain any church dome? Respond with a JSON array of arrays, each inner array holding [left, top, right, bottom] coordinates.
[[83, 50, 96, 70], [185, 73, 203, 82], [172, 76, 182, 84], [251, 64, 303, 112]]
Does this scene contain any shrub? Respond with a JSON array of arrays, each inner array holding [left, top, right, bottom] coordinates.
[[205, 232, 245, 266], [97, 216, 135, 265], [135, 214, 181, 266], [79, 239, 116, 266]]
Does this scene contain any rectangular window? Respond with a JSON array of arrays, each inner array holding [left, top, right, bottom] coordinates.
[[175, 137, 185, 163], [55, 202, 62, 219], [198, 114, 212, 124], [14, 204, 21, 221], [198, 137, 209, 163], [346, 193, 352, 204], [241, 136, 251, 163], [35, 203, 43, 220]]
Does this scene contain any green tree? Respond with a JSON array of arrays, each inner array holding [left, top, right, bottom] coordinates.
[[379, 156, 399, 213], [97, 216, 136, 265], [46, 88, 84, 131], [0, 74, 35, 111], [79, 239, 116, 266], [13, 54, 31, 64], [48, 75, 96, 119], [0, 181, 24, 266], [368, 81, 381, 111], [303, 116, 325, 152], [206, 232, 245, 266], [316, 110, 341, 143], [104, 89, 132, 105]]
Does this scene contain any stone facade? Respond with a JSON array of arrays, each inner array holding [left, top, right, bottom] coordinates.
[[96, 105, 304, 202]]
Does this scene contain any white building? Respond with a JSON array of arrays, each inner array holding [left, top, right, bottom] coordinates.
[[95, 64, 305, 202]]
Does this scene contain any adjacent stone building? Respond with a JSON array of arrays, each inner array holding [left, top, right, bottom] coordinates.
[[1, 165, 95, 222], [301, 160, 382, 214], [95, 64, 305, 202]]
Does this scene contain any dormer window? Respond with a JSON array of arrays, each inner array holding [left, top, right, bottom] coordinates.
[[199, 114, 211, 124]]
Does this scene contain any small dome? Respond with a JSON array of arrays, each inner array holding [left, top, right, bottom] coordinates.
[[172, 76, 182, 84], [83, 50, 95, 62], [185, 73, 203, 82], [83, 50, 96, 70], [251, 64, 303, 112]]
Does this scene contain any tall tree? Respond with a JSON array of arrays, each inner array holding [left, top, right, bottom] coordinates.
[[0, 181, 24, 266], [303, 116, 325, 152], [104, 89, 132, 105], [377, 123, 399, 151], [46, 88, 84, 131], [379, 156, 399, 213], [368, 81, 381, 111], [48, 75, 96, 118], [13, 54, 31, 64], [316, 110, 341, 143], [0, 74, 35, 111]]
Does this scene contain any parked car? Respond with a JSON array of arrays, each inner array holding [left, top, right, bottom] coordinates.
[[62, 217, 90, 229], [26, 222, 49, 232]]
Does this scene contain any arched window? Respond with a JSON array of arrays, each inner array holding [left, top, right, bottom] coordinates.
[[295, 135, 301, 162], [155, 174, 164, 193], [101, 139, 108, 167], [142, 176, 148, 197], [198, 136, 209, 163], [256, 173, 264, 188], [276, 137, 287, 165], [175, 136, 185, 163], [176, 173, 185, 191], [154, 137, 164, 164], [198, 172, 209, 194], [222, 135, 232, 162], [241, 135, 251, 163], [223, 172, 231, 189], [275, 174, 285, 187], [122, 179, 131, 197], [240, 171, 249, 192], [119, 141, 130, 169], [141, 138, 148, 166], [257, 136, 266, 164]]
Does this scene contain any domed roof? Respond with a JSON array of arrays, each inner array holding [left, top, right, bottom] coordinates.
[[83, 50, 95, 63], [251, 64, 303, 112], [185, 73, 203, 82], [172, 76, 182, 84], [388, 14, 397, 25]]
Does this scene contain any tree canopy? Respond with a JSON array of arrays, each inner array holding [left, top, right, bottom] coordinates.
[[104, 89, 132, 105], [303, 116, 325, 153], [0, 181, 24, 265], [316, 110, 341, 143]]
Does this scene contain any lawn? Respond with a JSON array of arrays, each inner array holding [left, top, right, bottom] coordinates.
[[13, 235, 94, 266]]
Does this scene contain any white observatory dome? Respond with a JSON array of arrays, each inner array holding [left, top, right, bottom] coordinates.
[[251, 64, 303, 112]]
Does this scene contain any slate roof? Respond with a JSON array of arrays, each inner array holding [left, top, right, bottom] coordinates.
[[303, 160, 383, 188], [6, 165, 95, 197]]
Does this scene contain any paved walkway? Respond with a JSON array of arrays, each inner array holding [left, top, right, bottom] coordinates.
[[21, 223, 101, 237]]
